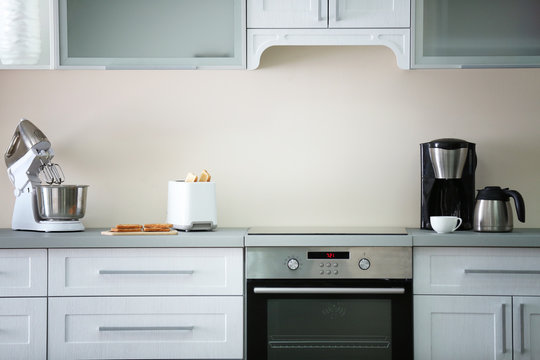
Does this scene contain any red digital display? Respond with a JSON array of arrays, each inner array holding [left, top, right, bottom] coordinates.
[[308, 251, 349, 259]]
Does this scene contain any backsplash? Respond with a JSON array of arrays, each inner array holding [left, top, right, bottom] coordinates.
[[1, 46, 539, 228]]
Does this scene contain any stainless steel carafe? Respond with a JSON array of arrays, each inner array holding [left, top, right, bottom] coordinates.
[[473, 186, 525, 232]]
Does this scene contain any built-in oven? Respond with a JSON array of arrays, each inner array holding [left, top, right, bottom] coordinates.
[[246, 245, 412, 360]]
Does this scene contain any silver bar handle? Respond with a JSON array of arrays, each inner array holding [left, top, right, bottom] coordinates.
[[105, 65, 198, 70], [253, 287, 405, 294], [99, 270, 194, 275], [99, 326, 194, 332], [311, 0, 323, 21], [501, 304, 507, 354], [465, 269, 540, 275], [520, 303, 525, 354]]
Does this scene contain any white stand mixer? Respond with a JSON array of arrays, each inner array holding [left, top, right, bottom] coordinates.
[[5, 119, 87, 232]]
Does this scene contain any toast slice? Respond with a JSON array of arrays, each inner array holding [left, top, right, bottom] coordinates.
[[185, 172, 198, 182], [199, 169, 211, 182]]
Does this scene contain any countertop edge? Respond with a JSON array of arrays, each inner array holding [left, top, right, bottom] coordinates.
[[0, 228, 247, 248], [409, 228, 540, 247]]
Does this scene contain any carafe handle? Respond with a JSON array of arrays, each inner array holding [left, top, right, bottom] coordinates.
[[505, 189, 525, 222]]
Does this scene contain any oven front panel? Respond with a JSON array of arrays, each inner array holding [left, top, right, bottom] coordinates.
[[246, 279, 413, 360]]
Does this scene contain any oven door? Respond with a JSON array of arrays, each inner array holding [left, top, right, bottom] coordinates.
[[246, 279, 412, 360]]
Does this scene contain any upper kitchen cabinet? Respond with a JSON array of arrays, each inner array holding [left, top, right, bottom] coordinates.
[[57, 0, 245, 69], [413, 0, 540, 68], [247, 0, 328, 28], [0, 0, 53, 69], [247, 0, 411, 69]]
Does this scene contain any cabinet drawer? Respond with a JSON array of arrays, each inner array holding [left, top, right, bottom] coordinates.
[[0, 249, 47, 297], [0, 298, 47, 360], [49, 248, 243, 296], [414, 247, 540, 295], [48, 296, 243, 360]]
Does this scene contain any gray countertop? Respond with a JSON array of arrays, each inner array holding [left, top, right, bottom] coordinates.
[[0, 228, 247, 248], [2, 227, 540, 248], [409, 228, 540, 247]]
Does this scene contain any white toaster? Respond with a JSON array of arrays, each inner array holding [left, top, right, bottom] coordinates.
[[166, 180, 217, 231]]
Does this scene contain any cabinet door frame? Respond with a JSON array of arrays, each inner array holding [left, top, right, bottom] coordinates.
[[0, 249, 47, 297], [514, 296, 540, 360], [414, 247, 540, 296], [55, 0, 246, 69], [329, 0, 410, 28], [0, 0, 54, 69], [412, 0, 540, 68], [247, 0, 328, 28], [414, 295, 513, 360], [0, 297, 47, 359], [48, 248, 243, 296], [48, 296, 243, 360]]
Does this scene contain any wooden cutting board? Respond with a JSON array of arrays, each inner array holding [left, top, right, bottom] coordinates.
[[101, 230, 178, 236]]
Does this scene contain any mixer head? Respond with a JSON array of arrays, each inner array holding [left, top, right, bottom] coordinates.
[[5, 119, 65, 187], [5, 119, 51, 168]]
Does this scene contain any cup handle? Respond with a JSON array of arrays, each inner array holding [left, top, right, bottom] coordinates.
[[453, 218, 463, 231]]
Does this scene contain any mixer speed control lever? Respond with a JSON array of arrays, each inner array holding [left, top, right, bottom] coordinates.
[[287, 258, 299, 270]]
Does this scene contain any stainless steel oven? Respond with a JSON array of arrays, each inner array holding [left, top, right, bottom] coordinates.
[[246, 245, 412, 360]]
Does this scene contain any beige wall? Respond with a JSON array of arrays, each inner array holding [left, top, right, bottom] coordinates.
[[1, 46, 539, 229]]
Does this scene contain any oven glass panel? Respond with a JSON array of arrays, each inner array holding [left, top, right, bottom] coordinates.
[[267, 299, 392, 360]]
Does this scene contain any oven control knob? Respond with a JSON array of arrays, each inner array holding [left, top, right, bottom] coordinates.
[[287, 258, 299, 270], [358, 258, 371, 270]]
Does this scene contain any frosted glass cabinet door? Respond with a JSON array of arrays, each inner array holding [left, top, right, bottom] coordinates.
[[58, 0, 245, 69], [247, 0, 327, 28], [329, 0, 410, 28], [414, 295, 513, 360], [414, 0, 540, 68], [0, 0, 51, 69]]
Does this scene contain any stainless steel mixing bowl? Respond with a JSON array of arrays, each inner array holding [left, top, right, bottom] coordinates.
[[35, 185, 88, 220]]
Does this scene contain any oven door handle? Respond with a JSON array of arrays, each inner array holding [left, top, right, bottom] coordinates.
[[253, 287, 405, 294]]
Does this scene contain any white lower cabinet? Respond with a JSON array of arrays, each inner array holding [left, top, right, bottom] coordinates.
[[48, 248, 243, 296], [47, 247, 244, 360], [0, 297, 47, 360], [48, 296, 243, 360], [0, 249, 47, 297], [414, 247, 540, 360], [414, 295, 513, 360]]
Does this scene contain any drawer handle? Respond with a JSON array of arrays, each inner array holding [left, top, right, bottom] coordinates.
[[465, 269, 540, 275], [99, 270, 194, 275], [99, 326, 194, 332], [253, 287, 405, 294]]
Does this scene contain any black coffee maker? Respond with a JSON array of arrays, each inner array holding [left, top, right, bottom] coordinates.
[[421, 138, 477, 230]]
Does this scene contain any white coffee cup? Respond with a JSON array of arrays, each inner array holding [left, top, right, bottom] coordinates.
[[430, 216, 462, 234]]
